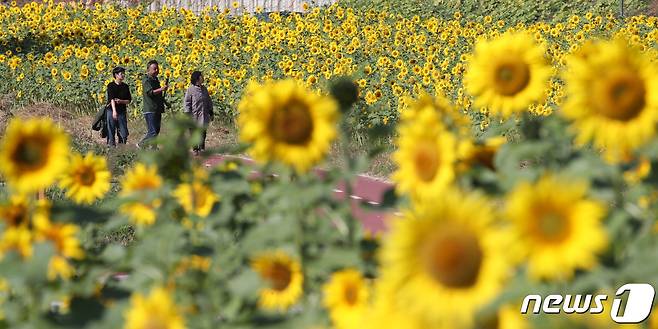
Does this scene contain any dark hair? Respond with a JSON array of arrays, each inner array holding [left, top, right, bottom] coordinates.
[[112, 66, 125, 78], [147, 60, 159, 69], [191, 71, 203, 85]]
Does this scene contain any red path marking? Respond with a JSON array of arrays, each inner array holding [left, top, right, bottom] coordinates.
[[202, 155, 394, 234]]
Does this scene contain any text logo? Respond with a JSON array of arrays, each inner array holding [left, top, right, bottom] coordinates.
[[521, 283, 655, 324]]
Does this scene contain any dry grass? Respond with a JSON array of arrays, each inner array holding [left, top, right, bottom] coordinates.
[[0, 100, 96, 142], [649, 0, 658, 16], [327, 141, 395, 178], [0, 94, 14, 136]]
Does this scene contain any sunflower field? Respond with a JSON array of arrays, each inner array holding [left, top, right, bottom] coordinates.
[[2, 0, 658, 328], [0, 1, 656, 133]]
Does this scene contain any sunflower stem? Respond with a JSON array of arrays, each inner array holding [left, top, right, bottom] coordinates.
[[293, 173, 309, 292]]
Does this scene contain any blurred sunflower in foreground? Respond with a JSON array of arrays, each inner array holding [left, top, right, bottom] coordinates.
[[172, 181, 218, 218], [119, 163, 163, 226], [392, 106, 457, 201], [458, 136, 507, 172], [464, 31, 552, 118], [32, 200, 84, 280], [251, 250, 304, 312], [58, 152, 111, 204], [376, 189, 514, 328], [0, 195, 37, 258], [238, 79, 339, 173], [506, 174, 608, 281], [561, 38, 658, 163], [124, 286, 186, 329], [0, 118, 70, 193], [322, 268, 370, 329]]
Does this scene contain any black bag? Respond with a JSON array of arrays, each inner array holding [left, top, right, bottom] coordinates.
[[92, 90, 110, 139], [92, 104, 109, 139]]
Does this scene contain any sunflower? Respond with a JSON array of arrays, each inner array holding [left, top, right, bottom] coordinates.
[[48, 255, 76, 281], [623, 157, 651, 184], [322, 269, 370, 329], [59, 152, 111, 204], [121, 163, 162, 193], [172, 182, 218, 218], [25, 200, 84, 280], [237, 79, 339, 173], [475, 304, 529, 329], [561, 38, 658, 163], [392, 107, 457, 201], [357, 290, 425, 329], [464, 31, 552, 118], [251, 251, 304, 312], [399, 92, 470, 136], [506, 175, 608, 281], [35, 215, 84, 261], [0, 194, 30, 229], [120, 163, 163, 226], [0, 118, 70, 193], [124, 286, 186, 329], [0, 226, 33, 259], [458, 136, 507, 171], [174, 255, 212, 275], [120, 201, 162, 226], [0, 195, 40, 258], [377, 188, 514, 328]]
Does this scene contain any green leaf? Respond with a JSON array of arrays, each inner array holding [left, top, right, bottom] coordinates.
[[494, 141, 550, 190], [0, 243, 54, 284], [100, 244, 126, 263], [50, 203, 113, 225], [242, 216, 296, 252], [228, 270, 260, 300], [44, 296, 106, 328], [306, 247, 361, 279]]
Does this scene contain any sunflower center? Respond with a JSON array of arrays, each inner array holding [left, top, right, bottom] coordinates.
[[493, 61, 531, 96], [474, 147, 497, 170], [343, 283, 358, 306], [268, 262, 292, 291], [12, 138, 48, 171], [423, 227, 483, 289], [477, 313, 500, 329], [533, 211, 570, 243], [594, 70, 646, 121], [269, 100, 314, 145], [5, 206, 28, 227], [77, 167, 96, 186], [414, 141, 440, 182]]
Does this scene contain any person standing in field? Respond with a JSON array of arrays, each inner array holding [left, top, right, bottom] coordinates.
[[184, 71, 214, 156], [138, 60, 169, 149], [106, 66, 132, 147]]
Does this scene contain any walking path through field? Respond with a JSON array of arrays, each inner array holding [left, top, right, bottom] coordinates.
[[202, 155, 394, 234]]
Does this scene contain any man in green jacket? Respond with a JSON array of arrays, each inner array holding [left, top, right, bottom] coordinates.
[[137, 59, 170, 148]]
